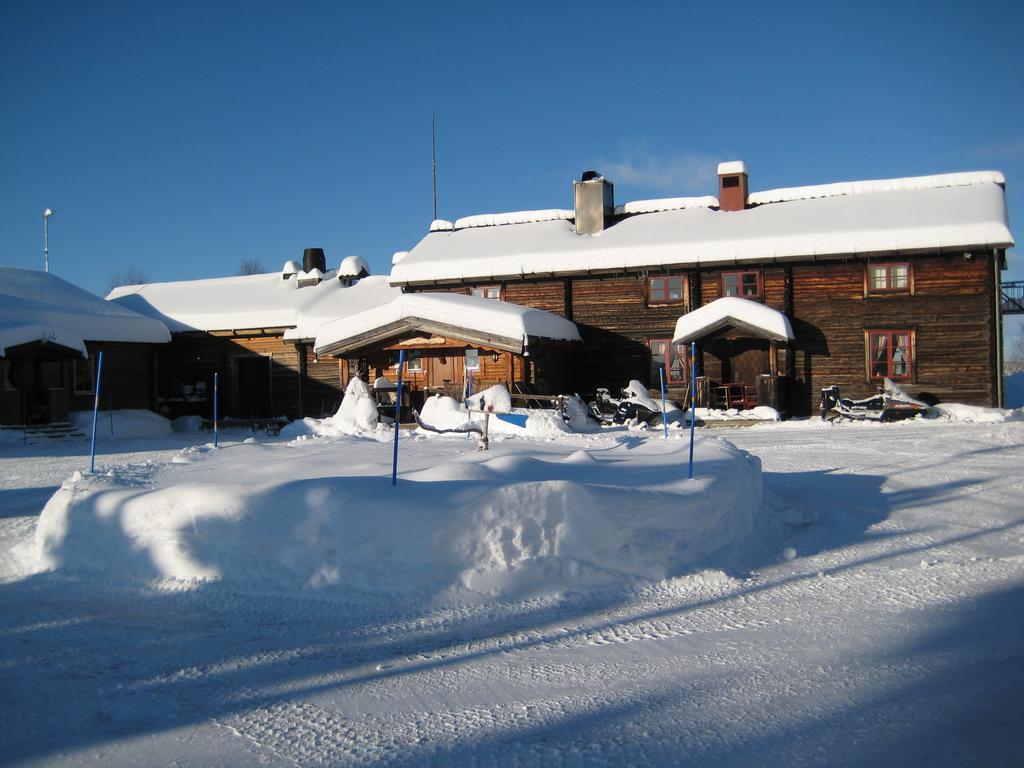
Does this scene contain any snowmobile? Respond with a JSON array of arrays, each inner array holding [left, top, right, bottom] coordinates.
[[820, 378, 931, 422], [587, 386, 664, 427]]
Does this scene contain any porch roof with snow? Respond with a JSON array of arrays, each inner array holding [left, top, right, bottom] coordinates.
[[390, 172, 1013, 286], [672, 297, 795, 344], [314, 293, 582, 357], [0, 268, 171, 357], [108, 272, 401, 339]]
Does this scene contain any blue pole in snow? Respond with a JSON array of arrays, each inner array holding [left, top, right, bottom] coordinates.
[[89, 351, 104, 473], [659, 366, 668, 439], [213, 372, 219, 448], [391, 350, 406, 486], [467, 367, 473, 398], [688, 342, 696, 479]]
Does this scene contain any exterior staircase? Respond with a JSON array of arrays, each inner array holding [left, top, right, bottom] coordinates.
[[0, 422, 87, 442]]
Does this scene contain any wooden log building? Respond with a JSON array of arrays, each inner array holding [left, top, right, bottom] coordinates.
[[108, 251, 401, 423], [1, 268, 170, 428], [387, 164, 1015, 415]]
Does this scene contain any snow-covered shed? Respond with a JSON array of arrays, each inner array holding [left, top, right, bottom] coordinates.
[[313, 293, 582, 405], [1, 268, 170, 426], [107, 251, 401, 421], [389, 165, 1014, 413]]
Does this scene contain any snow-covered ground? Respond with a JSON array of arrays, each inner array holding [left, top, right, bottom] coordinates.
[[1, 418, 1022, 766]]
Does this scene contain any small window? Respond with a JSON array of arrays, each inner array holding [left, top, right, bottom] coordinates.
[[867, 263, 910, 294], [406, 351, 423, 372], [648, 339, 688, 384], [464, 349, 480, 370], [471, 286, 501, 300], [74, 354, 94, 394], [648, 275, 686, 305], [867, 330, 914, 380], [721, 271, 762, 299]]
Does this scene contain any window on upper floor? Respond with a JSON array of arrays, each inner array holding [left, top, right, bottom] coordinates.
[[471, 286, 502, 300], [721, 271, 762, 299], [648, 339, 688, 384], [867, 263, 911, 294], [464, 348, 480, 370], [647, 275, 687, 306], [867, 329, 914, 380]]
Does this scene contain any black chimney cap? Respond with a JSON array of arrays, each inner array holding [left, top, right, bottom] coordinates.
[[581, 170, 603, 182]]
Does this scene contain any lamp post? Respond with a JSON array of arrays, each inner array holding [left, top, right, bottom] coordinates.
[[43, 208, 54, 273]]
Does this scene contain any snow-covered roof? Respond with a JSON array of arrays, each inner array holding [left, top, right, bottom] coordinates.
[[314, 293, 581, 356], [338, 255, 370, 277], [0, 268, 170, 356], [454, 209, 574, 229], [108, 272, 401, 339], [672, 297, 795, 344], [747, 170, 1005, 205], [391, 172, 1013, 285], [614, 196, 719, 216]]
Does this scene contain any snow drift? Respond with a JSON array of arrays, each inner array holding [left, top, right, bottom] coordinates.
[[32, 434, 762, 605], [69, 409, 173, 440]]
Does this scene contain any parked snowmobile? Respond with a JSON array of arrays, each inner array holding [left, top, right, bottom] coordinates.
[[587, 386, 666, 427], [820, 378, 931, 422]]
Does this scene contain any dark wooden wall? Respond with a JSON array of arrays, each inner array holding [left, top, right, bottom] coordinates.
[[411, 250, 1000, 415], [156, 332, 347, 421], [71, 342, 158, 413]]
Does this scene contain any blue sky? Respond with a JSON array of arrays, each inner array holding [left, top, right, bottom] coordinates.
[[2, 1, 1022, 342]]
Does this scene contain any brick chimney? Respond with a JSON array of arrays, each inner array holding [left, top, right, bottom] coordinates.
[[717, 161, 749, 212]]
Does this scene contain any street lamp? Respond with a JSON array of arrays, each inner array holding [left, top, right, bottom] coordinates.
[[43, 208, 54, 273]]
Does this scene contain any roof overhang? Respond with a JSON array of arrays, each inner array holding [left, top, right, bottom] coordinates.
[[673, 297, 795, 345], [317, 317, 534, 358]]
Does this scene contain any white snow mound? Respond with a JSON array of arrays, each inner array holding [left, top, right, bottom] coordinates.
[[69, 409, 173, 440], [32, 435, 763, 605]]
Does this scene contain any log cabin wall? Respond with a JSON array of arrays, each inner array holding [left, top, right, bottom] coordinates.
[[157, 331, 346, 421], [70, 342, 159, 413], [302, 345, 348, 417], [408, 249, 1000, 415]]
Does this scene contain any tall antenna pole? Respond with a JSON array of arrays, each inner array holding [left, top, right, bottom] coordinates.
[[431, 111, 438, 221], [43, 208, 53, 273]]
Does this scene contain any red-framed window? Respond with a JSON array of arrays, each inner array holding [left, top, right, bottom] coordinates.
[[867, 263, 910, 293], [647, 275, 686, 305], [721, 271, 762, 299], [648, 339, 688, 384], [867, 330, 914, 380], [471, 286, 502, 300]]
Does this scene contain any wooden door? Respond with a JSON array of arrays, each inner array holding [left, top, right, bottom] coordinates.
[[730, 339, 769, 386], [427, 353, 458, 394], [234, 355, 272, 418]]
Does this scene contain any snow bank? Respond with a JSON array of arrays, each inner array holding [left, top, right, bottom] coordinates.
[[930, 403, 1021, 424], [280, 378, 384, 439], [69, 409, 173, 440], [32, 435, 763, 604], [465, 383, 513, 413], [696, 406, 781, 422], [333, 377, 379, 431], [419, 394, 475, 431]]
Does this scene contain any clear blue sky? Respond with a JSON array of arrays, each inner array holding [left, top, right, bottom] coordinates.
[[2, 1, 1022, 341]]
